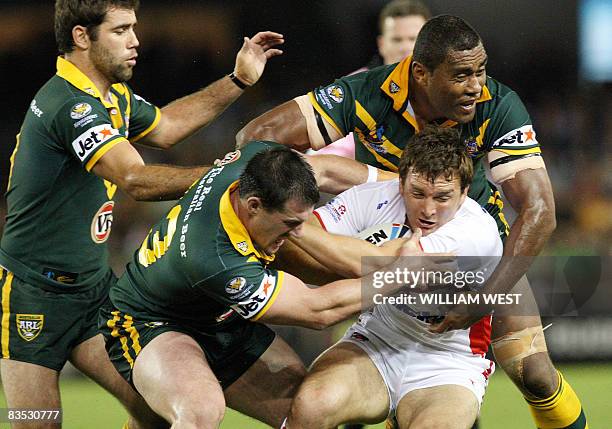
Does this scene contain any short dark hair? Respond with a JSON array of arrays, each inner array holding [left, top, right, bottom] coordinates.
[[399, 125, 473, 192], [239, 147, 319, 211], [55, 0, 139, 54], [379, 0, 432, 33], [412, 15, 482, 71]]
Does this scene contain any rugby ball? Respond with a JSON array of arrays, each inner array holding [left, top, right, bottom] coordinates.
[[354, 223, 411, 246]]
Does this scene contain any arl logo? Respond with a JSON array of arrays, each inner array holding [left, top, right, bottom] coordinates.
[[71, 124, 119, 161], [16, 314, 44, 342], [91, 201, 114, 243]]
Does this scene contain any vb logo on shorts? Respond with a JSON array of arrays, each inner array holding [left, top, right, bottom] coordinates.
[[16, 314, 44, 342]]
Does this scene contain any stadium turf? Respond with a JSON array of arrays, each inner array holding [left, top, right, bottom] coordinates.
[[0, 363, 609, 428]]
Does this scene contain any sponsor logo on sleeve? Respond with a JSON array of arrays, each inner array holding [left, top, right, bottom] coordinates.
[[327, 85, 344, 103], [316, 88, 334, 110], [91, 201, 114, 243], [30, 100, 43, 117], [319, 198, 347, 224], [493, 125, 538, 148], [71, 124, 120, 161], [231, 273, 277, 319], [16, 314, 44, 341], [70, 102, 92, 119]]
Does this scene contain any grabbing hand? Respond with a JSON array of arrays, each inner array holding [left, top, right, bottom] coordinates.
[[429, 297, 493, 333], [234, 31, 284, 86]]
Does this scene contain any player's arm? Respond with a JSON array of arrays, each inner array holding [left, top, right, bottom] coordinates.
[[92, 140, 209, 201], [306, 154, 398, 194], [236, 93, 345, 151], [258, 233, 425, 329], [140, 32, 284, 149], [290, 221, 407, 278], [485, 167, 555, 293]]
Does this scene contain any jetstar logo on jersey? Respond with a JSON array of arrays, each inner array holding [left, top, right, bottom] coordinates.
[[494, 125, 538, 148], [16, 314, 44, 342], [91, 201, 114, 243], [72, 124, 119, 161], [231, 274, 277, 319]]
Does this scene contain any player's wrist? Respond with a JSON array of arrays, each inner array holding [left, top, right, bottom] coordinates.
[[228, 71, 250, 90]]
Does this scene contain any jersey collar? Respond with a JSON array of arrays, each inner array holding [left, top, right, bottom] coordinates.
[[56, 56, 120, 109], [219, 181, 275, 263], [380, 56, 492, 130]]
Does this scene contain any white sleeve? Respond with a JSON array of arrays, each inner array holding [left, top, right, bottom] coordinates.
[[313, 187, 365, 235]]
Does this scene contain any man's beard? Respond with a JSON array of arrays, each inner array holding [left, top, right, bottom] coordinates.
[[90, 43, 133, 84]]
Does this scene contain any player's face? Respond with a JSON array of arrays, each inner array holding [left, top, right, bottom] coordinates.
[[251, 198, 313, 255], [89, 7, 139, 84], [378, 15, 427, 65], [423, 43, 487, 123], [400, 170, 468, 236]]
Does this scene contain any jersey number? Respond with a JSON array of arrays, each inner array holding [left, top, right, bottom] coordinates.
[[138, 205, 182, 267]]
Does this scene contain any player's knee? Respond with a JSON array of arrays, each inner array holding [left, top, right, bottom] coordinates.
[[520, 352, 558, 399], [173, 396, 226, 429], [289, 380, 349, 426]]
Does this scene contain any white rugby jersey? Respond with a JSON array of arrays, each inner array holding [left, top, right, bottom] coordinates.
[[313, 179, 503, 356]]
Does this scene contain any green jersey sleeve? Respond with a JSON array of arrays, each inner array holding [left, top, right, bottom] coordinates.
[[124, 85, 161, 143], [482, 90, 541, 157], [308, 78, 357, 137], [52, 97, 127, 171], [201, 264, 285, 321]]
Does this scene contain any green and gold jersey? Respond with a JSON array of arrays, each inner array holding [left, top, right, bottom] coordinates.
[[308, 56, 541, 231], [0, 57, 160, 290], [110, 141, 285, 329]]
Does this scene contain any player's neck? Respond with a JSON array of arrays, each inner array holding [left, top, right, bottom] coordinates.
[[63, 53, 113, 102], [408, 76, 446, 126]]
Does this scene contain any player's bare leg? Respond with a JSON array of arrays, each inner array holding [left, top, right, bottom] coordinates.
[[224, 335, 306, 427], [131, 331, 225, 429], [70, 334, 167, 429], [395, 385, 479, 429], [287, 342, 389, 429], [492, 276, 588, 428], [0, 360, 60, 429]]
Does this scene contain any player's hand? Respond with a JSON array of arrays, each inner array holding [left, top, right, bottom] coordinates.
[[398, 228, 423, 256], [429, 297, 493, 333], [234, 31, 284, 86]]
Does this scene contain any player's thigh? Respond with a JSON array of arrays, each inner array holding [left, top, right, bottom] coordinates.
[[0, 360, 60, 429], [396, 384, 478, 429], [491, 275, 542, 337], [224, 334, 306, 427], [69, 333, 167, 428], [295, 341, 390, 424], [132, 331, 225, 425]]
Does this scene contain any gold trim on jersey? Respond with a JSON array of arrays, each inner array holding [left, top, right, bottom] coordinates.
[[130, 107, 161, 143], [353, 128, 398, 172], [493, 147, 542, 156], [57, 57, 117, 110], [1, 271, 14, 359], [252, 271, 285, 321], [7, 133, 22, 192], [219, 181, 275, 262], [307, 92, 344, 136], [476, 119, 491, 149], [84, 137, 128, 171], [380, 56, 492, 128], [355, 101, 403, 159]]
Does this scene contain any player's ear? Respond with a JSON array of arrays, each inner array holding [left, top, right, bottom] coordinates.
[[72, 25, 90, 50], [246, 196, 263, 215], [411, 61, 429, 85]]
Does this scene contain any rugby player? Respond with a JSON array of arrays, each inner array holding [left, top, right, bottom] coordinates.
[[0, 0, 283, 427], [237, 14, 588, 429], [282, 126, 502, 429], [99, 142, 449, 428]]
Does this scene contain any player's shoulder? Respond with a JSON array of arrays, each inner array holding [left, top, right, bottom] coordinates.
[[480, 76, 524, 110], [433, 197, 501, 252], [346, 178, 401, 202]]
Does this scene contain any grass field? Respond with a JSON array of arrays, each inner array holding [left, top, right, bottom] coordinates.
[[1, 363, 609, 428]]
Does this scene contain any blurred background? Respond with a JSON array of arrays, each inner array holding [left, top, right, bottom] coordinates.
[[0, 0, 610, 427]]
